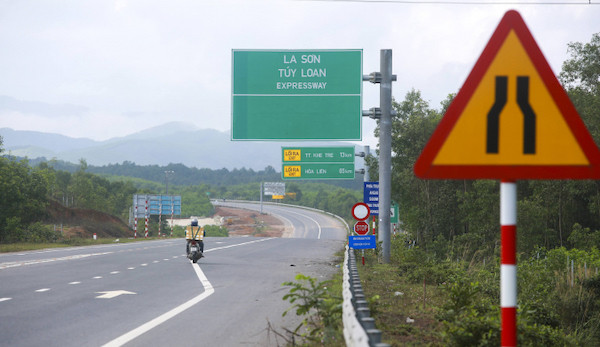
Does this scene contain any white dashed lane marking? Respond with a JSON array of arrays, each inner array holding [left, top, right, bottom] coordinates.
[[0, 254, 185, 304]]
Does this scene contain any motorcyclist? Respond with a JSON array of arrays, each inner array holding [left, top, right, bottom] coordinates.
[[185, 218, 205, 257]]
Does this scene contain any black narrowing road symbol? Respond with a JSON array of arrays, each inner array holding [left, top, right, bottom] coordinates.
[[413, 10, 600, 180], [486, 76, 536, 155]]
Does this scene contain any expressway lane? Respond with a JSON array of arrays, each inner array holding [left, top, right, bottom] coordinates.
[[0, 203, 347, 346], [214, 200, 349, 240]]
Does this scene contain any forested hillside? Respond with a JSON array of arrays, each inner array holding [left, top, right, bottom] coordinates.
[[0, 146, 363, 242], [23, 158, 364, 191]]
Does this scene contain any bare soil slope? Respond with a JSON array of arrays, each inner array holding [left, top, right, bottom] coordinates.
[[43, 202, 286, 239], [44, 200, 132, 238], [213, 206, 286, 237]]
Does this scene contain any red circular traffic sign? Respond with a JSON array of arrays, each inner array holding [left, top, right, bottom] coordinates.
[[351, 202, 370, 221], [354, 221, 369, 235]]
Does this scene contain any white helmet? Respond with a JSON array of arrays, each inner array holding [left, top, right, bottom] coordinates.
[[191, 218, 198, 226]]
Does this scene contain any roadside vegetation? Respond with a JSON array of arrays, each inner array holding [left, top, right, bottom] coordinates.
[[355, 33, 600, 345]]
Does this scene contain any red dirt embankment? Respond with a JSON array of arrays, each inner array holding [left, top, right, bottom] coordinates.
[[43, 202, 285, 239], [44, 200, 132, 239], [213, 206, 285, 237]]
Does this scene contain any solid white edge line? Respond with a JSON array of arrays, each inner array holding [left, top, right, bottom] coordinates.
[[101, 262, 214, 347], [270, 208, 323, 239]]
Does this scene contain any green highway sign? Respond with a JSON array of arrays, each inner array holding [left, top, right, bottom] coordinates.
[[282, 163, 355, 180], [282, 146, 355, 163], [232, 49, 362, 140]]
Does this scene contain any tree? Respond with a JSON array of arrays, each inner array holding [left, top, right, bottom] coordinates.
[[560, 33, 600, 143]]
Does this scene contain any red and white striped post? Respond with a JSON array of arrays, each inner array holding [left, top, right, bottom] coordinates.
[[501, 180, 517, 346], [158, 203, 162, 237], [170, 200, 174, 237], [134, 204, 138, 239], [372, 215, 376, 235], [144, 197, 149, 238]]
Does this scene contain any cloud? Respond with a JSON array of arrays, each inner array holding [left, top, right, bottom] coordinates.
[[0, 0, 597, 150]]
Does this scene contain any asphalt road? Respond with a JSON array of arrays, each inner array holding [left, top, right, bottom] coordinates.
[[0, 203, 347, 346], [214, 200, 349, 240]]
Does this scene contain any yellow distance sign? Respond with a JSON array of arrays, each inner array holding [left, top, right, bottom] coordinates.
[[414, 10, 600, 180], [283, 165, 301, 178], [283, 149, 301, 161], [272, 195, 284, 200]]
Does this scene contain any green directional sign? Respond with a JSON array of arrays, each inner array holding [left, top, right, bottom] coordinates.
[[282, 146, 355, 163], [282, 163, 355, 180], [232, 49, 362, 140], [281, 146, 355, 180]]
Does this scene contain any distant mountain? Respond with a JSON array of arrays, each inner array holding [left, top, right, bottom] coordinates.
[[0, 122, 367, 171]]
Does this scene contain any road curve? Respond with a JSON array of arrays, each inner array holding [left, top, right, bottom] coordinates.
[[213, 200, 349, 240]]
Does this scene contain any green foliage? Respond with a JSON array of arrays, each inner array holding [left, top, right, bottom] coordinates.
[[0, 156, 50, 242], [282, 273, 343, 344], [204, 225, 228, 237]]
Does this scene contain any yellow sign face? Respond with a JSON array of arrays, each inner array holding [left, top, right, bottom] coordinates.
[[283, 165, 301, 177], [414, 10, 600, 180], [272, 195, 284, 199], [434, 31, 587, 166], [283, 149, 301, 161]]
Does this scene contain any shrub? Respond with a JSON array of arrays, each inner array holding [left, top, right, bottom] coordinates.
[[282, 273, 343, 345]]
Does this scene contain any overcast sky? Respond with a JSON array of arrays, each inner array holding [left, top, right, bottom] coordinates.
[[0, 0, 598, 148]]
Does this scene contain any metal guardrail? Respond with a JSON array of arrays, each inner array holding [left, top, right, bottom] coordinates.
[[213, 200, 388, 346], [343, 245, 390, 347]]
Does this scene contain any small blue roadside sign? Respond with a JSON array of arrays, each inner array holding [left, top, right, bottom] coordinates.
[[363, 181, 379, 216], [349, 235, 376, 249]]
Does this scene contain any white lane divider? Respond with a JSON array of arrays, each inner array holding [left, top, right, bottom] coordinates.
[[102, 238, 275, 347], [35, 288, 50, 292], [0, 298, 11, 302], [0, 251, 114, 270]]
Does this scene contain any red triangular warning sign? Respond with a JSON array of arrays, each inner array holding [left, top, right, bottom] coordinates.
[[414, 10, 600, 180]]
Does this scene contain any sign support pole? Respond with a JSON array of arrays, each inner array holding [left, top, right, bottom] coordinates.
[[144, 196, 149, 238], [260, 182, 263, 214], [134, 203, 138, 239], [501, 180, 517, 346], [379, 49, 394, 264]]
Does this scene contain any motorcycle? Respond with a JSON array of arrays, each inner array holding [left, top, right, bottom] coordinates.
[[187, 240, 204, 263]]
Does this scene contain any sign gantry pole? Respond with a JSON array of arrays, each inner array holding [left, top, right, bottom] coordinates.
[[501, 180, 517, 347], [379, 49, 394, 264]]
